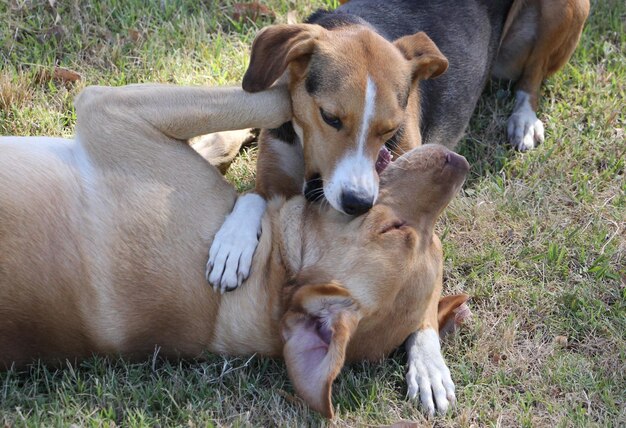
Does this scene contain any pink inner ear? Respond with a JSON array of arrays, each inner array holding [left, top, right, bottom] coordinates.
[[283, 317, 335, 417], [288, 318, 332, 372], [282, 311, 355, 418]]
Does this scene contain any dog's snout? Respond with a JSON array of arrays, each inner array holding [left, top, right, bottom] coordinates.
[[445, 152, 470, 172], [341, 191, 374, 216]]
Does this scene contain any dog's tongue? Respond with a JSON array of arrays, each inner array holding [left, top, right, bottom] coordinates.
[[376, 146, 392, 174]]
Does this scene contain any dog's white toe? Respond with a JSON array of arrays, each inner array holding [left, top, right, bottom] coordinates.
[[508, 90, 545, 151], [406, 329, 455, 416], [508, 111, 544, 151], [206, 193, 266, 293]]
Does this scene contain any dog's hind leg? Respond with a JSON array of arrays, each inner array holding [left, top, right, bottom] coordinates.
[[190, 129, 257, 174], [437, 294, 471, 338], [74, 84, 291, 159], [493, 0, 590, 151]]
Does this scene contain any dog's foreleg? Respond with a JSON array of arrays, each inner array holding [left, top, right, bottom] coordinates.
[[205, 131, 304, 292], [406, 287, 455, 416], [406, 329, 455, 416], [497, 0, 589, 151], [206, 193, 266, 293], [507, 90, 545, 151], [190, 129, 257, 174], [74, 84, 292, 293]]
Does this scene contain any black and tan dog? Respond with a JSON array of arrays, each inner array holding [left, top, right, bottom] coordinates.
[[0, 84, 469, 417], [206, 0, 589, 298]]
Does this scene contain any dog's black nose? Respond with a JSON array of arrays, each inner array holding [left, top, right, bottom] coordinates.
[[341, 191, 374, 216]]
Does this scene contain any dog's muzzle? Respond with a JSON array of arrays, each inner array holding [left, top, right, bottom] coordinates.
[[304, 173, 323, 202]]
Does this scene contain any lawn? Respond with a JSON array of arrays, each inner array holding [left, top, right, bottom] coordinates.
[[1, 0, 624, 426]]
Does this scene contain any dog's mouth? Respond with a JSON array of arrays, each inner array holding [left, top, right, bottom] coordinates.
[[304, 173, 323, 202], [376, 146, 392, 174], [305, 147, 392, 203]]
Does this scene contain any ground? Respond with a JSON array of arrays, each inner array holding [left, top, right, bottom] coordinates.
[[1, 0, 624, 426]]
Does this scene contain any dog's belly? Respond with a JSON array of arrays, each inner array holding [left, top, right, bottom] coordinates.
[[0, 137, 109, 363], [0, 137, 237, 366]]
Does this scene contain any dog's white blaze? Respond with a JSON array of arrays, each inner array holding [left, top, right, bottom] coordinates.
[[325, 153, 378, 213], [357, 76, 377, 156], [324, 76, 379, 213]]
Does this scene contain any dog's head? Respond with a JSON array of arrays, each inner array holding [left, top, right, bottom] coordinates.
[[243, 23, 448, 215], [277, 144, 468, 417]]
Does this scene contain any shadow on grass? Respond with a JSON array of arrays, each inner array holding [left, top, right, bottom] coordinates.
[[456, 79, 522, 188]]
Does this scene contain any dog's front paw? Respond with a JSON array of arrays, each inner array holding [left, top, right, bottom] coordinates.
[[507, 90, 545, 151], [206, 193, 266, 293], [406, 329, 455, 417]]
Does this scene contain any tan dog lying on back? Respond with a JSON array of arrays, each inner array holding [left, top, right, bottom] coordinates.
[[0, 84, 469, 417]]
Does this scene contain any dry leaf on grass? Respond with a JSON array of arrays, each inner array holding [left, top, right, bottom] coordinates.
[[489, 352, 507, 364], [128, 28, 142, 43], [232, 2, 275, 22], [35, 67, 82, 86], [53, 67, 81, 83]]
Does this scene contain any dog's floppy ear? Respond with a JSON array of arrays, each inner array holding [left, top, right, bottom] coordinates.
[[438, 293, 471, 338], [243, 24, 325, 93], [394, 31, 448, 80], [281, 281, 360, 418]]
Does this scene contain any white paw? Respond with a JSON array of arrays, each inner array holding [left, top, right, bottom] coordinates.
[[206, 193, 266, 293], [507, 90, 544, 151], [406, 329, 455, 416]]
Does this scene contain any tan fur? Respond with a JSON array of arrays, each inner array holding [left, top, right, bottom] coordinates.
[[243, 24, 447, 199], [189, 129, 256, 174], [438, 294, 471, 337], [494, 0, 590, 109], [0, 85, 467, 417]]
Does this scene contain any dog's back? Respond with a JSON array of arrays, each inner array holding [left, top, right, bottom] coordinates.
[[315, 0, 514, 147]]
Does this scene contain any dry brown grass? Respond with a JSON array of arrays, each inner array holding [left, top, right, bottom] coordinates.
[[0, 71, 32, 112]]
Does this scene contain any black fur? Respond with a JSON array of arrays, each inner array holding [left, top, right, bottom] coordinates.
[[304, 174, 324, 202], [306, 9, 374, 31], [311, 0, 515, 147], [305, 56, 341, 96], [267, 121, 298, 145]]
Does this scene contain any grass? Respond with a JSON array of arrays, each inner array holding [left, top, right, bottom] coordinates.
[[1, 0, 624, 426]]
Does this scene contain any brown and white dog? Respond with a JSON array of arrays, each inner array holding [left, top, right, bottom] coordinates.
[[205, 0, 589, 296], [0, 84, 470, 417]]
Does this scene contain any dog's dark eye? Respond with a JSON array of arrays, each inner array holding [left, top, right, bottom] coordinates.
[[319, 108, 342, 130], [380, 128, 397, 138], [380, 219, 407, 234]]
